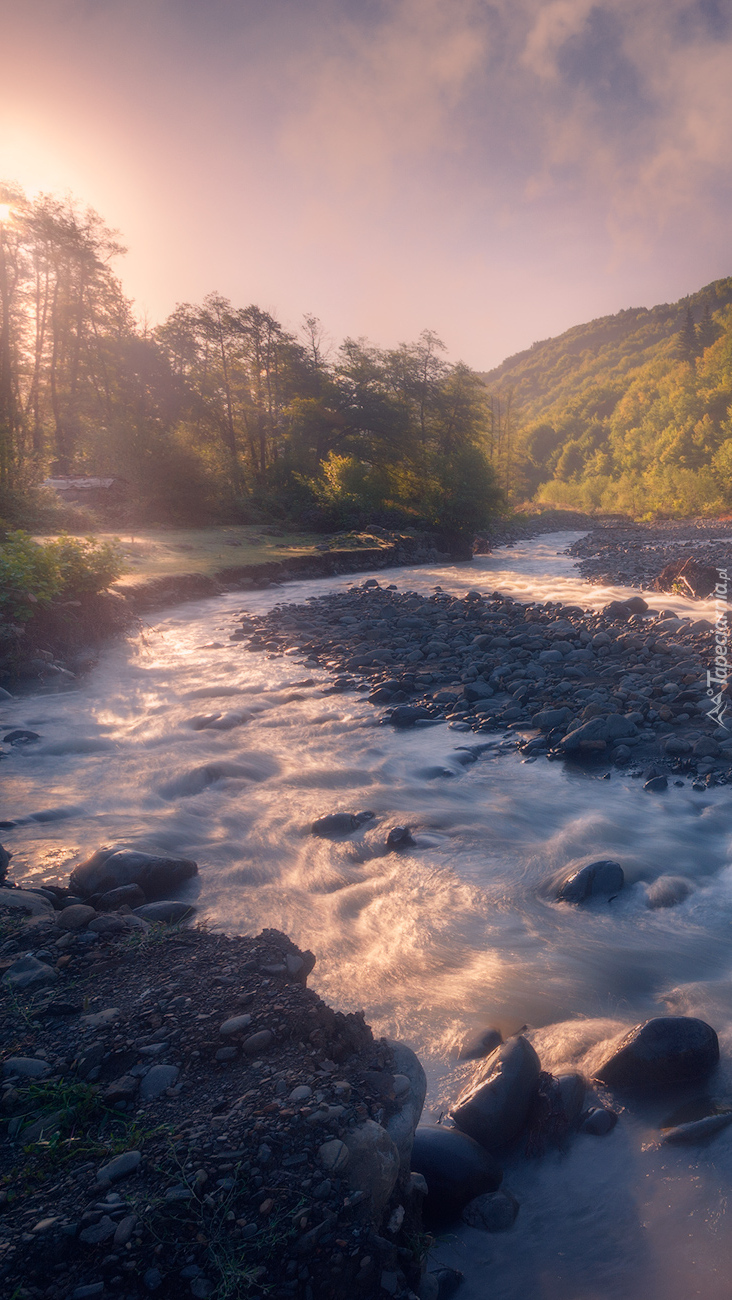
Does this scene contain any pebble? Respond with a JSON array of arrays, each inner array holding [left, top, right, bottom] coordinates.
[[113, 1214, 137, 1245], [81, 1007, 121, 1028], [581, 1107, 618, 1136], [79, 1215, 116, 1244], [242, 1029, 273, 1054], [219, 1014, 252, 1036], [96, 1150, 142, 1185]]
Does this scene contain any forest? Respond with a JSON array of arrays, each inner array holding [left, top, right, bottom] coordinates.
[[482, 277, 732, 517], [0, 185, 501, 543]]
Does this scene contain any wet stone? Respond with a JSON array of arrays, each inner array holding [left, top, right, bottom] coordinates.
[[556, 860, 624, 904], [461, 1188, 519, 1232], [597, 1017, 720, 1090]]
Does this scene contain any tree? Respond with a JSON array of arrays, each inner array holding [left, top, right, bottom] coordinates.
[[678, 305, 698, 364]]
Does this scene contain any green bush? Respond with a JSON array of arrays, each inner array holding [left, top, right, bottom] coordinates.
[[0, 531, 123, 623]]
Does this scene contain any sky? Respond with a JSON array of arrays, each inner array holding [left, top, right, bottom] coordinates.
[[1, 0, 732, 369]]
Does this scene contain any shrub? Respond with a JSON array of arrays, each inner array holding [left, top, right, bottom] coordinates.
[[0, 531, 123, 624]]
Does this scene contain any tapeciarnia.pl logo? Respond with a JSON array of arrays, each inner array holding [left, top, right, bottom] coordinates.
[[707, 568, 730, 729]]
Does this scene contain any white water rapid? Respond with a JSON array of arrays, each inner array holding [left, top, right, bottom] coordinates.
[[3, 531, 732, 1300]]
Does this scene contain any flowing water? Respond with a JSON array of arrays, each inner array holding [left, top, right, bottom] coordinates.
[[3, 531, 732, 1299]]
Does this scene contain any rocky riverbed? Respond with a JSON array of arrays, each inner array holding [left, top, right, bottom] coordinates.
[[225, 578, 731, 787], [567, 519, 732, 592], [3, 849, 730, 1300]]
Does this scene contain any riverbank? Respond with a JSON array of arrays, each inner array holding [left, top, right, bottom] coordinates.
[[0, 532, 449, 689], [2, 513, 595, 690], [0, 902, 433, 1300]]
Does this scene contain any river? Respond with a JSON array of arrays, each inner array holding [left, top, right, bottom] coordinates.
[[3, 530, 732, 1299]]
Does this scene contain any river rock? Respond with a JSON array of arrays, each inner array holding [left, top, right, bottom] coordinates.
[[386, 826, 416, 850], [139, 1064, 179, 1100], [58, 903, 97, 931], [411, 1126, 502, 1223], [596, 1017, 719, 1089], [344, 1119, 400, 1222], [388, 705, 432, 727], [311, 813, 361, 836], [451, 1035, 541, 1152], [3, 729, 41, 744], [317, 1139, 350, 1174], [556, 860, 624, 904], [644, 776, 668, 792], [463, 682, 494, 703], [96, 1150, 141, 1186], [384, 1038, 427, 1173], [0, 887, 53, 918], [458, 1028, 503, 1062], [581, 1107, 618, 1135], [133, 901, 196, 923], [661, 1112, 732, 1144], [461, 1188, 519, 1232], [2, 955, 58, 990], [70, 847, 198, 901], [559, 718, 608, 751], [0, 844, 11, 882], [242, 1029, 273, 1054], [3, 1057, 53, 1079], [532, 707, 571, 731], [98, 884, 146, 910], [219, 1014, 252, 1036], [88, 914, 127, 936]]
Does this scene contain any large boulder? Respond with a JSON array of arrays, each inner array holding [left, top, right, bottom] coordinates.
[[0, 887, 53, 918], [343, 1119, 400, 1223], [451, 1036, 541, 1152], [70, 847, 198, 901], [384, 1039, 427, 1175], [556, 860, 624, 904], [596, 1017, 719, 1090], [411, 1126, 502, 1224]]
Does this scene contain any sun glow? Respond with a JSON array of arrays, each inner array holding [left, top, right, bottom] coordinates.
[[0, 204, 11, 223]]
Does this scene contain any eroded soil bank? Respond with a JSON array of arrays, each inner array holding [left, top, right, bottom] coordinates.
[[0, 915, 432, 1300]]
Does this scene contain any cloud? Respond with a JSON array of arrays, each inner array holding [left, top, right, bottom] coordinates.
[[280, 0, 488, 188]]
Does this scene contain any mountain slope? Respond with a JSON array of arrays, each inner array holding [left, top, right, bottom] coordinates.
[[480, 277, 732, 516]]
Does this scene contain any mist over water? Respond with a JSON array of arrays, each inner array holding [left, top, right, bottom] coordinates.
[[3, 531, 732, 1299]]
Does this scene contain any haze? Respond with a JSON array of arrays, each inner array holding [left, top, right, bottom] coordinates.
[[2, 0, 731, 368]]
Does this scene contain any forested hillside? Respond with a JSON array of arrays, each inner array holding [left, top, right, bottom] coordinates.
[[0, 184, 500, 540], [482, 278, 732, 516]]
